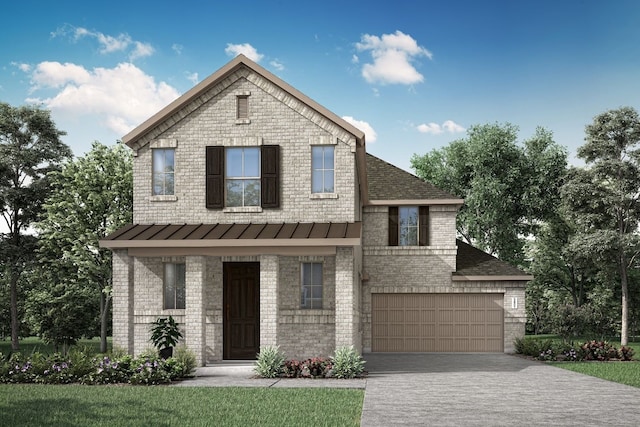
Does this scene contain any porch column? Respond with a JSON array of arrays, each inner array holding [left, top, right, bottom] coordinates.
[[112, 249, 134, 353], [185, 256, 206, 366], [259, 255, 279, 348], [335, 247, 358, 350]]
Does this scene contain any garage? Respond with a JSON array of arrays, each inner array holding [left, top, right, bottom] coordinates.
[[371, 293, 504, 352]]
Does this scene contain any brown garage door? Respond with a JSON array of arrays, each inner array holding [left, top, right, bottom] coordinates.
[[372, 293, 504, 352]]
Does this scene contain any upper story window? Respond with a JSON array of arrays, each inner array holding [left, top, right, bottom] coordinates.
[[311, 145, 335, 193], [226, 147, 260, 207], [301, 262, 323, 309], [399, 207, 419, 246], [389, 206, 430, 246], [164, 263, 185, 310], [206, 144, 279, 209], [152, 148, 175, 196]]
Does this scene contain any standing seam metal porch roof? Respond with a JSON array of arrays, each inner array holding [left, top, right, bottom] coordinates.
[[99, 222, 362, 248]]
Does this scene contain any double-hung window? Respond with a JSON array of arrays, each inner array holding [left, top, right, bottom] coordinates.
[[311, 146, 335, 193], [301, 262, 323, 309], [389, 206, 430, 246], [225, 147, 260, 207], [206, 145, 279, 209], [164, 263, 185, 309], [153, 148, 175, 195]]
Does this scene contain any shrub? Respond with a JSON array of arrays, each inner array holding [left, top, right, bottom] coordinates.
[[165, 345, 197, 379], [129, 355, 171, 385], [581, 340, 618, 361], [331, 346, 365, 379], [282, 357, 331, 378], [619, 346, 635, 361], [254, 345, 285, 378]]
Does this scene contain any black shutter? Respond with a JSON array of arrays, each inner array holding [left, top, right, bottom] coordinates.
[[206, 146, 224, 209], [261, 145, 280, 208], [419, 206, 429, 246], [388, 206, 399, 246]]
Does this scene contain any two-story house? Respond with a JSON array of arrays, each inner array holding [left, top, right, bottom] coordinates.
[[100, 54, 531, 366]]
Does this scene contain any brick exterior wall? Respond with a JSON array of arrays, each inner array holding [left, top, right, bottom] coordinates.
[[110, 62, 528, 363], [132, 70, 359, 225]]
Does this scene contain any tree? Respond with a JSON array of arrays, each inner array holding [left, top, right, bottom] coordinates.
[[561, 106, 640, 345], [37, 141, 132, 352], [411, 123, 567, 266], [0, 103, 71, 351]]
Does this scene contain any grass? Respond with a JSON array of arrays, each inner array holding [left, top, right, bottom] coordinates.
[[0, 337, 112, 356], [0, 384, 364, 427], [526, 334, 640, 388], [550, 361, 640, 388]]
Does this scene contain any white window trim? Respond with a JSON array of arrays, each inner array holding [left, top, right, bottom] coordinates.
[[310, 144, 336, 196], [225, 146, 261, 208], [151, 147, 176, 198], [301, 262, 324, 310]]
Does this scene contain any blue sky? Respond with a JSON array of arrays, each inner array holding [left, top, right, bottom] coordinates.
[[2, 0, 640, 171]]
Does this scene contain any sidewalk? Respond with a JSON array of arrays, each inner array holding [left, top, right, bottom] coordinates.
[[172, 362, 367, 389]]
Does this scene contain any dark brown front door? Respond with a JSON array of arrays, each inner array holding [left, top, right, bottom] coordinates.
[[223, 262, 259, 359]]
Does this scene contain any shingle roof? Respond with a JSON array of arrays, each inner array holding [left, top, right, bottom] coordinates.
[[100, 222, 361, 248], [365, 153, 459, 201], [454, 239, 531, 279]]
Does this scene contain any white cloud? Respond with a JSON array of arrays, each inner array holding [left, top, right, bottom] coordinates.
[[185, 72, 199, 85], [417, 120, 465, 135], [355, 30, 432, 85], [52, 25, 153, 61], [172, 43, 183, 55], [26, 61, 180, 136], [270, 60, 284, 71], [11, 62, 31, 72], [351, 54, 359, 64], [342, 116, 377, 143], [130, 41, 155, 60], [442, 119, 465, 133], [225, 43, 264, 62]]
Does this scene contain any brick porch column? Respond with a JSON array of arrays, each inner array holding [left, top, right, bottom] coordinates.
[[112, 249, 134, 354], [185, 256, 206, 366], [335, 247, 357, 350], [259, 255, 279, 348]]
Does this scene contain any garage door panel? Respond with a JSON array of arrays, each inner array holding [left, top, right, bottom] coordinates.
[[372, 293, 504, 353]]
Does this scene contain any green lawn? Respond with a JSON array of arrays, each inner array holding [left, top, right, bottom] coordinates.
[[0, 384, 364, 427], [526, 335, 640, 388], [550, 361, 640, 388]]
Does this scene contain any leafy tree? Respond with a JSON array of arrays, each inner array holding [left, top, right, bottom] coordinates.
[[411, 123, 567, 265], [561, 106, 640, 345], [37, 142, 132, 353], [25, 281, 97, 354], [0, 102, 71, 351]]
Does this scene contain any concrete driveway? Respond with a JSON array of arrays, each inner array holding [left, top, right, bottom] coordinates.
[[361, 353, 640, 426]]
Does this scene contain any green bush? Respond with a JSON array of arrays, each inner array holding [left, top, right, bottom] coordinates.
[[165, 345, 197, 379], [254, 345, 285, 378], [331, 346, 365, 379]]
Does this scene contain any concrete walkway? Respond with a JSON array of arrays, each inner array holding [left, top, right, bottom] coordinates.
[[173, 354, 640, 426], [361, 353, 640, 427]]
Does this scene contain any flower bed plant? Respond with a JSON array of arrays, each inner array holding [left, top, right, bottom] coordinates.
[[255, 345, 366, 379], [514, 337, 635, 362], [0, 345, 196, 385]]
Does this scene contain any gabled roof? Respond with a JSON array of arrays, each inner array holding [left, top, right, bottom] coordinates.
[[365, 153, 463, 204], [453, 240, 532, 281], [122, 54, 365, 149]]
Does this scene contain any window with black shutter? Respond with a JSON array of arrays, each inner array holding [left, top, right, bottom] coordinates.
[[389, 206, 429, 246], [206, 146, 224, 209], [261, 145, 280, 208], [205, 145, 280, 209]]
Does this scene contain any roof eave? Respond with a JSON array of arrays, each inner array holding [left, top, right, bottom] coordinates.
[[99, 237, 362, 249]]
